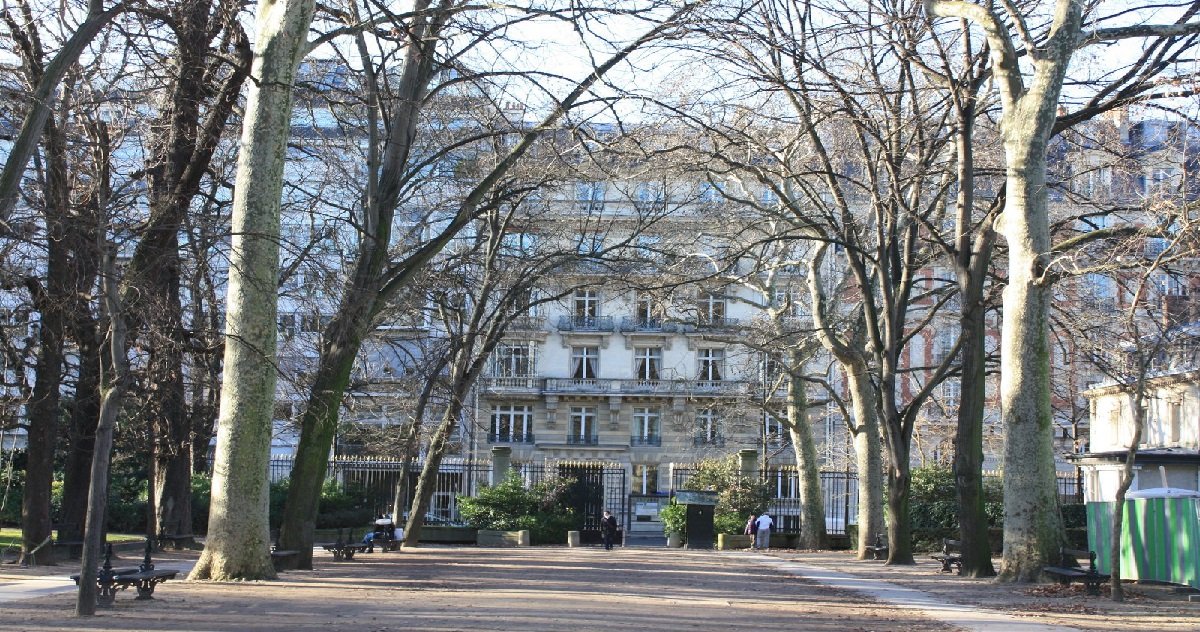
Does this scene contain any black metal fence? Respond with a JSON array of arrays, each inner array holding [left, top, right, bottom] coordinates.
[[670, 467, 858, 535], [253, 457, 629, 530]]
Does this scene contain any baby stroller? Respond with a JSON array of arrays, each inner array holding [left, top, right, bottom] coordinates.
[[369, 515, 398, 552]]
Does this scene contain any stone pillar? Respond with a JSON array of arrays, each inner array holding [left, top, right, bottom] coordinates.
[[492, 446, 512, 484], [567, 530, 581, 547], [738, 448, 758, 477]]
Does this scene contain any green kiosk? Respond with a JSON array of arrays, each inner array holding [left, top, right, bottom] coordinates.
[[675, 490, 719, 549]]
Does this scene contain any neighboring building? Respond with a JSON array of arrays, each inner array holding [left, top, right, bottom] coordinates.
[[1074, 328, 1200, 502]]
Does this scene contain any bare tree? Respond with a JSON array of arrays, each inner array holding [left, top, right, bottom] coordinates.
[[924, 0, 1200, 580]]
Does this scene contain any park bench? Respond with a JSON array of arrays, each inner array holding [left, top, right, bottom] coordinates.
[[1043, 547, 1110, 596], [71, 540, 178, 607], [930, 538, 963, 574], [322, 532, 370, 561], [51, 522, 83, 558], [864, 533, 888, 560], [156, 519, 194, 551], [270, 531, 299, 571]]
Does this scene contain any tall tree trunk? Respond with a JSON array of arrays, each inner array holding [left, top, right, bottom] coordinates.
[[955, 288, 996, 576], [76, 250, 128, 616], [190, 0, 316, 581], [883, 432, 913, 564], [59, 334, 101, 546], [786, 349, 827, 549], [403, 400, 462, 547], [19, 93, 73, 566], [997, 139, 1064, 581], [279, 338, 363, 568], [845, 361, 883, 558]]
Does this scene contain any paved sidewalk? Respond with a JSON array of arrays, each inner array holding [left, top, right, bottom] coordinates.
[[732, 552, 1077, 632]]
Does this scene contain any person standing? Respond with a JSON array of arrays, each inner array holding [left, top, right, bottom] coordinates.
[[754, 511, 774, 551], [601, 510, 619, 550], [744, 513, 758, 549]]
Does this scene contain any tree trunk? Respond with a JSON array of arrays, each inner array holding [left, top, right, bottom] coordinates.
[[403, 401, 462, 547], [955, 292, 996, 576], [75, 252, 127, 616], [997, 138, 1064, 581], [786, 350, 827, 549], [59, 334, 101, 547], [845, 362, 883, 558], [884, 441, 913, 565], [278, 337, 361, 568], [190, 0, 316, 581]]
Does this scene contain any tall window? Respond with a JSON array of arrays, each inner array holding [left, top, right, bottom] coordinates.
[[632, 464, 659, 494], [491, 405, 533, 443], [571, 346, 599, 380], [569, 406, 596, 444], [698, 292, 726, 324], [635, 292, 661, 326], [1169, 400, 1182, 444], [574, 289, 599, 325], [493, 342, 535, 377], [696, 408, 721, 445], [634, 347, 662, 381], [575, 231, 605, 256], [697, 348, 724, 381], [632, 407, 661, 445], [576, 181, 606, 210], [764, 411, 787, 447]]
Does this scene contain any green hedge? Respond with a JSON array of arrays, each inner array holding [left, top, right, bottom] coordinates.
[[458, 471, 579, 545]]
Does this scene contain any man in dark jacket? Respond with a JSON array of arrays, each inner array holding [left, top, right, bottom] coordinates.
[[601, 510, 619, 550]]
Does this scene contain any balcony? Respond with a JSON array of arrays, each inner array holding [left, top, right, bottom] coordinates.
[[488, 431, 535, 444], [688, 317, 743, 333], [544, 378, 612, 394], [480, 376, 542, 394], [557, 315, 614, 332], [619, 317, 677, 333], [691, 380, 750, 396], [507, 315, 546, 331], [566, 434, 600, 445], [693, 434, 726, 447], [618, 379, 684, 395], [631, 434, 661, 447]]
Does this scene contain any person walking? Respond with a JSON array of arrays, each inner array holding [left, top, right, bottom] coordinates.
[[754, 511, 774, 551], [601, 510, 619, 550], [744, 513, 758, 549]]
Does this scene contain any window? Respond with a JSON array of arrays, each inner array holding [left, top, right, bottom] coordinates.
[[493, 342, 536, 377], [932, 330, 956, 365], [698, 348, 724, 381], [635, 234, 661, 260], [1169, 401, 1182, 444], [632, 407, 661, 445], [575, 231, 606, 256], [772, 289, 804, 318], [761, 353, 785, 386], [764, 411, 788, 447], [698, 292, 726, 325], [576, 181, 606, 210], [635, 183, 665, 211], [632, 464, 658, 494], [635, 292, 662, 326], [568, 406, 597, 444], [695, 408, 722, 445], [491, 405, 533, 443], [699, 182, 725, 203], [574, 289, 599, 325], [278, 313, 297, 336], [273, 402, 293, 420], [941, 380, 961, 408], [634, 347, 662, 381], [571, 346, 599, 380], [501, 232, 538, 256]]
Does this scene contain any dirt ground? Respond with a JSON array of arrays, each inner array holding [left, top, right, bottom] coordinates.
[[0, 545, 1196, 631], [772, 549, 1200, 631]]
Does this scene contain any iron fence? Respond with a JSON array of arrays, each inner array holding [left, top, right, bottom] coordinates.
[[670, 467, 858, 535], [245, 457, 629, 530]]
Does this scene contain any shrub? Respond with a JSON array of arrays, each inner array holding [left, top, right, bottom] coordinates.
[[684, 457, 770, 535], [457, 471, 578, 545], [908, 465, 1003, 550], [659, 501, 686, 538]]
